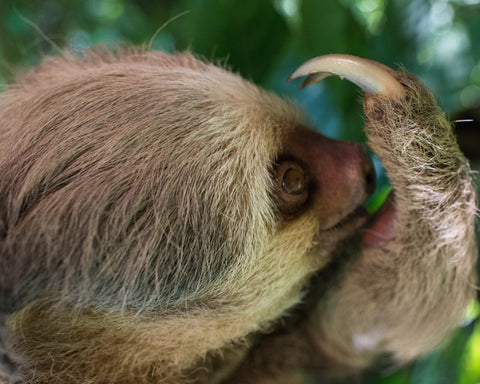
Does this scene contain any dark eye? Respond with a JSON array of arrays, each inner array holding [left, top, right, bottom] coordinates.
[[282, 168, 306, 195], [274, 160, 309, 215]]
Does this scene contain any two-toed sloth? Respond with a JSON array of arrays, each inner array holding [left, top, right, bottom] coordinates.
[[0, 49, 477, 384]]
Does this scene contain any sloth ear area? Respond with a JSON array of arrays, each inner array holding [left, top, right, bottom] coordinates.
[[272, 158, 310, 217]]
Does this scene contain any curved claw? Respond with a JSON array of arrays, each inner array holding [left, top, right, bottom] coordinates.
[[288, 54, 405, 99]]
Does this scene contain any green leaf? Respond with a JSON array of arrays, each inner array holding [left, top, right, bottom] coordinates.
[[459, 321, 480, 384], [172, 0, 289, 83]]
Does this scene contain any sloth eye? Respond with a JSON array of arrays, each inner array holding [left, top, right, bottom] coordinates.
[[274, 160, 309, 214], [282, 168, 306, 194]]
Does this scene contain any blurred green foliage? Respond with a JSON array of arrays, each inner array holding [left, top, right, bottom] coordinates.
[[1, 0, 479, 383], [1, 0, 480, 134]]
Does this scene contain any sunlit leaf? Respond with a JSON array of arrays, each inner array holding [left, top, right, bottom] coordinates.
[[463, 300, 480, 326], [459, 321, 480, 384]]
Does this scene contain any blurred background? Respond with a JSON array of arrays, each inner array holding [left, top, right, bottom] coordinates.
[[0, 0, 479, 383]]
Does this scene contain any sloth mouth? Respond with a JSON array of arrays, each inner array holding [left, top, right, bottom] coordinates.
[[328, 191, 397, 249], [329, 205, 370, 233]]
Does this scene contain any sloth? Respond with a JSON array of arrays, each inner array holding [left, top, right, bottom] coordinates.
[[0, 49, 477, 384]]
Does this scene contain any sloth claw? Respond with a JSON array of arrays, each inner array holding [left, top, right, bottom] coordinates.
[[288, 54, 405, 99]]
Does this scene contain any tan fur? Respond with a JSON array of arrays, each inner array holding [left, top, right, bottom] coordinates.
[[0, 49, 476, 383]]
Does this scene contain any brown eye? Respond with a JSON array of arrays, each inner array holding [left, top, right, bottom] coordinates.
[[275, 160, 309, 215], [282, 168, 306, 195]]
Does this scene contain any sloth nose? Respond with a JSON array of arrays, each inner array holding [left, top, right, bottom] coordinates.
[[311, 137, 376, 230], [315, 140, 375, 229], [336, 141, 376, 206]]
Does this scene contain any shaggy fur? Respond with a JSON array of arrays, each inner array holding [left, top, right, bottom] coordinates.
[[0, 49, 477, 383]]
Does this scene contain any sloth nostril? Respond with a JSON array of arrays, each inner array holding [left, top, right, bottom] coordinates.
[[359, 147, 376, 198], [365, 166, 376, 197]]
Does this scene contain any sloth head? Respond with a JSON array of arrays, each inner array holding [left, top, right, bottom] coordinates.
[[0, 50, 374, 317]]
